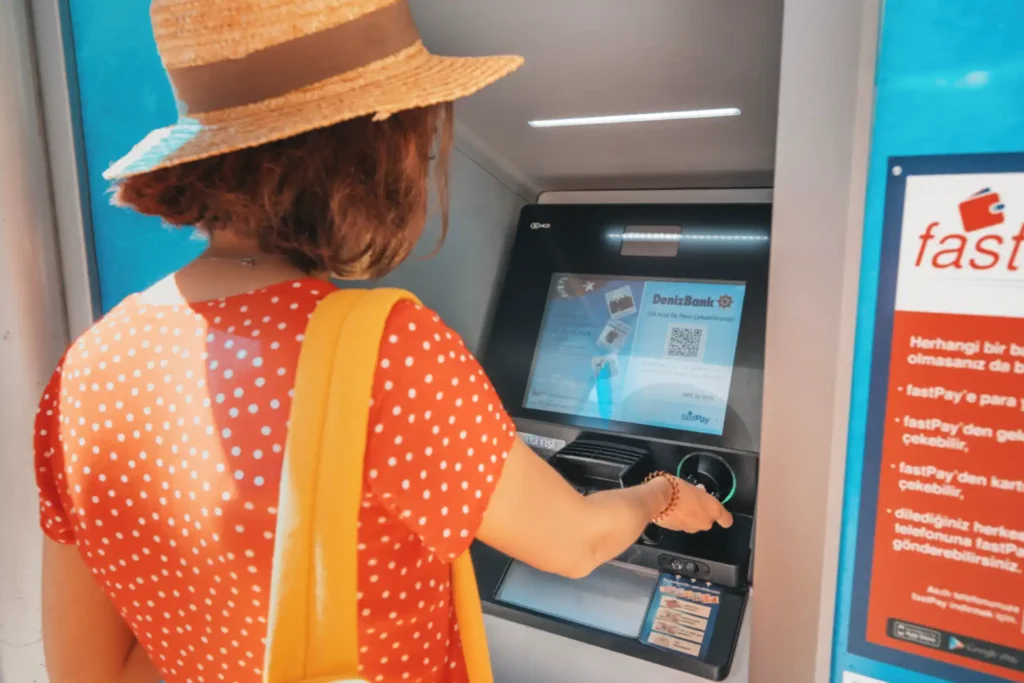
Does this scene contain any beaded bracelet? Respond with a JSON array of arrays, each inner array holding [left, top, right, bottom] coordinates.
[[643, 470, 680, 524]]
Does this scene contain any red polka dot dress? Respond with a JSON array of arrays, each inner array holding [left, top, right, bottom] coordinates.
[[34, 279, 516, 683]]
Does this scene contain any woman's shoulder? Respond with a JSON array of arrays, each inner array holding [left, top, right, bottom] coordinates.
[[379, 298, 479, 374], [56, 292, 183, 380], [385, 298, 459, 337], [55, 293, 144, 377]]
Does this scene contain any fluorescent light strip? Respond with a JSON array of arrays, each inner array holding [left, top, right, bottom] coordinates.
[[529, 108, 741, 128]]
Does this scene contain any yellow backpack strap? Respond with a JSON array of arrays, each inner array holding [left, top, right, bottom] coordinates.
[[452, 552, 493, 683], [264, 288, 493, 683], [264, 288, 367, 683]]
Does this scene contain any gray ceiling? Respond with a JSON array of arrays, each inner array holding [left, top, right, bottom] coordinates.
[[414, 0, 784, 197]]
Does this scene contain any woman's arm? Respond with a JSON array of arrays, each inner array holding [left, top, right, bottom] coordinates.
[[42, 538, 161, 683], [477, 438, 732, 579]]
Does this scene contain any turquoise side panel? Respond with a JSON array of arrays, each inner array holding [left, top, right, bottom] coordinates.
[[68, 0, 203, 312]]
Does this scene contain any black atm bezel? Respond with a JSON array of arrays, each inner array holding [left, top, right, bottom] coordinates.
[[482, 203, 772, 455]]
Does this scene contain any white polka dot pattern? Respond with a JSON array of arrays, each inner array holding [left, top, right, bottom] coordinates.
[[33, 280, 515, 683]]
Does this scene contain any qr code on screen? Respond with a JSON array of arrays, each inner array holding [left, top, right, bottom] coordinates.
[[664, 325, 707, 361]]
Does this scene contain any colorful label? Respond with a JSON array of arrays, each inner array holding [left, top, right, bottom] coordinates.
[[639, 574, 722, 660]]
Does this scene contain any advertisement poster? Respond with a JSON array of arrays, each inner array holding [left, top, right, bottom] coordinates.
[[523, 274, 746, 435], [849, 158, 1024, 681]]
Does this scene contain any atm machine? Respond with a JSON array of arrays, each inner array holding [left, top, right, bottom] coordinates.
[[474, 201, 771, 680]]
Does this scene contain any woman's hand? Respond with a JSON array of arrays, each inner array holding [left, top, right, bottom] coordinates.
[[654, 475, 734, 534]]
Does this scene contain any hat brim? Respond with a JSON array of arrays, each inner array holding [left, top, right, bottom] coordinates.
[[104, 44, 523, 180]]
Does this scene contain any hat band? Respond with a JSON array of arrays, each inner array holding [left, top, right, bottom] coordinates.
[[168, 0, 420, 115]]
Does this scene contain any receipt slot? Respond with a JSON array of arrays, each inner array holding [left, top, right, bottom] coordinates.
[[474, 202, 771, 680]]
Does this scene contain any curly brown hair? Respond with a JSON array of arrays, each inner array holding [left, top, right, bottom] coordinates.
[[113, 103, 454, 279]]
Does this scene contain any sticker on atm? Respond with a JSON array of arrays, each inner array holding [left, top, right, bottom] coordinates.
[[659, 595, 712, 617], [640, 574, 722, 660], [648, 632, 702, 656], [653, 616, 706, 643], [655, 607, 709, 631]]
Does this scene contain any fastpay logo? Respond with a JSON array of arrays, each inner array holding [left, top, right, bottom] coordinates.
[[914, 187, 1023, 273], [958, 187, 1004, 232]]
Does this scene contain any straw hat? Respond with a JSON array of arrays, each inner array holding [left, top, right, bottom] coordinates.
[[104, 0, 523, 180]]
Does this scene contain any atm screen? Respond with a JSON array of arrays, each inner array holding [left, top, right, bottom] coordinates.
[[523, 274, 747, 437]]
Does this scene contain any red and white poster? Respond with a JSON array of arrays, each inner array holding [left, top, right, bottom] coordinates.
[[864, 168, 1024, 679]]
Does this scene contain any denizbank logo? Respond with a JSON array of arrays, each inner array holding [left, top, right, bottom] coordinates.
[[653, 293, 732, 309]]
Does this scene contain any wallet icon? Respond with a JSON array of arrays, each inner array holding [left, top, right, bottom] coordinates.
[[959, 188, 1005, 232]]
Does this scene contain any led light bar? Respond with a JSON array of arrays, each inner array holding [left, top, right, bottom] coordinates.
[[617, 232, 768, 242], [619, 232, 683, 242], [680, 234, 769, 241]]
